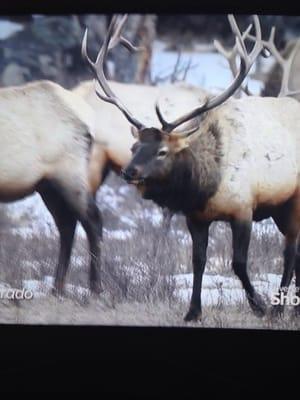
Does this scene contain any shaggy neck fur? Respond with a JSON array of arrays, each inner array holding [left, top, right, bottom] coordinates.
[[142, 122, 223, 214]]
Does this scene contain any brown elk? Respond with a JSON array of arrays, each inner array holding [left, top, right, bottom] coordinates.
[[0, 80, 102, 296], [83, 14, 300, 322], [72, 80, 209, 195], [74, 16, 208, 233]]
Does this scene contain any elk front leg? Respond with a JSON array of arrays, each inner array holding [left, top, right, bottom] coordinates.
[[231, 219, 266, 317], [272, 239, 297, 317], [184, 218, 210, 322], [294, 239, 300, 316], [79, 196, 103, 295], [39, 181, 77, 296]]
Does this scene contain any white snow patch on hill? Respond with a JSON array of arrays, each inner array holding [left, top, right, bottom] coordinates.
[[174, 272, 291, 306], [0, 20, 23, 39]]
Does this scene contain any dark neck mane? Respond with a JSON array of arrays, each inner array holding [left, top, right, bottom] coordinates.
[[143, 122, 223, 214]]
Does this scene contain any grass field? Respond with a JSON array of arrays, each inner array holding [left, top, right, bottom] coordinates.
[[1, 295, 300, 331], [0, 174, 298, 330]]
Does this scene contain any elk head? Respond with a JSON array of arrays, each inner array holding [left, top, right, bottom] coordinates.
[[82, 14, 264, 201]]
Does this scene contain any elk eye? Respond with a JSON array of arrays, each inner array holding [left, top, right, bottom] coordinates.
[[157, 148, 168, 158]]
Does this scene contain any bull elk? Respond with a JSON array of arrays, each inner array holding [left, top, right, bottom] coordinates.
[[72, 80, 208, 196], [75, 16, 208, 232], [0, 80, 102, 296], [83, 14, 300, 322]]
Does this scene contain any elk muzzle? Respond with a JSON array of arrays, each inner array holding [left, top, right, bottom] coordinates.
[[121, 165, 145, 185]]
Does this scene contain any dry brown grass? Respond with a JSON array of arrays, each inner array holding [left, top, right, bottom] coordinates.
[[0, 175, 293, 329], [1, 296, 300, 331]]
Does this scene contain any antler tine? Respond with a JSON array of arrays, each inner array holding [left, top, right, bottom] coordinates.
[[214, 23, 254, 96], [82, 14, 145, 130], [248, 26, 284, 64], [278, 40, 300, 97], [105, 14, 144, 52], [232, 15, 262, 69], [156, 15, 264, 134], [246, 25, 300, 97]]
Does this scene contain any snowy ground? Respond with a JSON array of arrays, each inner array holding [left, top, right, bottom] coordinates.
[[18, 271, 288, 307], [0, 20, 23, 39], [0, 21, 291, 328], [151, 39, 274, 95]]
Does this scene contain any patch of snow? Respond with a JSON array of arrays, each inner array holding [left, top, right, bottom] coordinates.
[[152, 40, 275, 96], [119, 215, 137, 228], [104, 228, 133, 240], [6, 194, 55, 236], [136, 208, 163, 226], [98, 185, 125, 211], [118, 185, 132, 196], [22, 276, 89, 298], [174, 272, 287, 306], [171, 229, 191, 245], [0, 20, 23, 40]]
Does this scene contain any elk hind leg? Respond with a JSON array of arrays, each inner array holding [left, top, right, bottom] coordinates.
[[38, 181, 77, 296], [77, 195, 103, 295], [46, 165, 103, 295], [231, 219, 266, 317], [185, 218, 210, 322], [271, 201, 299, 317], [294, 236, 300, 316]]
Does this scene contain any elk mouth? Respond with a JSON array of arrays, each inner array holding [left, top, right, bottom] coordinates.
[[121, 169, 145, 185], [127, 178, 145, 186]]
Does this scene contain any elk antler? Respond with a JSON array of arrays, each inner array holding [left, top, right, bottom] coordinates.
[[82, 14, 146, 130], [214, 23, 253, 97], [247, 27, 300, 97], [156, 15, 264, 134]]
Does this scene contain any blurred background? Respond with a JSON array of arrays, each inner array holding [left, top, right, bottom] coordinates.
[[1, 14, 300, 327], [0, 14, 299, 90]]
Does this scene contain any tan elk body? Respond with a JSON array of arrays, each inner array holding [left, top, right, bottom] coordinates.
[[0, 79, 104, 295], [0, 80, 94, 206], [192, 95, 300, 223]]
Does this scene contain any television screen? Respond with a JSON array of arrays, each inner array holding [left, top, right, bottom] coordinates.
[[1, 13, 300, 331]]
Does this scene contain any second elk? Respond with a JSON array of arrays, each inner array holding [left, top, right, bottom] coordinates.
[[0, 80, 102, 296], [83, 14, 300, 321]]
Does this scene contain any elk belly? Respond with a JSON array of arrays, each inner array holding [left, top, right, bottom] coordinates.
[[0, 158, 44, 202], [252, 136, 298, 207], [0, 141, 44, 201]]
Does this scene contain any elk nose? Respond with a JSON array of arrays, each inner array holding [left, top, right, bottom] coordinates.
[[121, 165, 141, 181]]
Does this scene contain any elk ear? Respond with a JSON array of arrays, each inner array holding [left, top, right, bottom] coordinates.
[[167, 135, 190, 153], [131, 126, 139, 138], [168, 119, 201, 152]]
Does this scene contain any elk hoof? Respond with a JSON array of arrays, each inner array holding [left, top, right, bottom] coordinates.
[[184, 307, 202, 322], [247, 293, 267, 317], [293, 305, 300, 317], [270, 304, 284, 319], [51, 286, 64, 298], [51, 285, 64, 297], [90, 281, 103, 296]]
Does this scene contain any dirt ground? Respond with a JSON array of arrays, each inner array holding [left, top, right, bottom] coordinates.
[[1, 295, 300, 331]]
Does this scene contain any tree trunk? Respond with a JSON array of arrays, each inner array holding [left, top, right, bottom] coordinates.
[[110, 14, 157, 84]]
